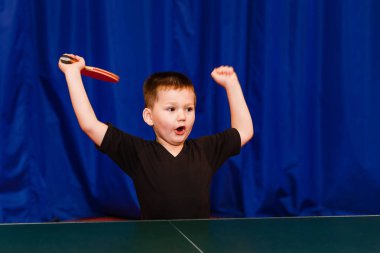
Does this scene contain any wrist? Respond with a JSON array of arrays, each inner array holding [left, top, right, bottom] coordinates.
[[65, 68, 81, 76], [224, 80, 240, 90]]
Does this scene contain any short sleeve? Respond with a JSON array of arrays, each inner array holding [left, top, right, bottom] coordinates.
[[198, 128, 241, 172], [98, 124, 145, 176]]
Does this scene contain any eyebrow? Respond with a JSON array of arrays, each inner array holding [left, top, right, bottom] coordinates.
[[163, 102, 194, 106], [162, 102, 195, 107]]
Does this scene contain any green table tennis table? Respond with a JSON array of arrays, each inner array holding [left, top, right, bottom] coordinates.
[[1, 215, 379, 253]]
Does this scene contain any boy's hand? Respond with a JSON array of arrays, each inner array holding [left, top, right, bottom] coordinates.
[[211, 66, 239, 88], [58, 54, 85, 74]]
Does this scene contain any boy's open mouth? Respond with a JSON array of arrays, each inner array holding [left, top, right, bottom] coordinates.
[[175, 126, 186, 135]]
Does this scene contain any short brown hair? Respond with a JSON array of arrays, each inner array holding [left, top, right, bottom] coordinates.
[[143, 72, 196, 108]]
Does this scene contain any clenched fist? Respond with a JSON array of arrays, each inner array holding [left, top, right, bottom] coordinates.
[[211, 66, 239, 88]]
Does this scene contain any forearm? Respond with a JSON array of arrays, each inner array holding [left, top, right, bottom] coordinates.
[[225, 82, 254, 146], [64, 70, 107, 145], [65, 70, 96, 129]]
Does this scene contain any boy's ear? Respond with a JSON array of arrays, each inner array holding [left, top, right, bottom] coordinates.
[[142, 108, 154, 126]]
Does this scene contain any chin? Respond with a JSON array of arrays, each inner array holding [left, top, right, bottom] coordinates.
[[172, 136, 187, 144]]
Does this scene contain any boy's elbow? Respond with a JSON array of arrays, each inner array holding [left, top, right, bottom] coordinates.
[[80, 121, 97, 136], [248, 127, 254, 141], [80, 124, 92, 134], [79, 120, 107, 147], [239, 127, 254, 147]]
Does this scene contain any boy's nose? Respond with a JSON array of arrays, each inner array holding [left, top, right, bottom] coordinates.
[[177, 110, 186, 121]]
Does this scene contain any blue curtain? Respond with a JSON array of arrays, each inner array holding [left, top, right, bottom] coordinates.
[[1, 0, 379, 223]]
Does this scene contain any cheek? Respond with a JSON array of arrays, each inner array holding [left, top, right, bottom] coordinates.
[[154, 116, 173, 129], [187, 114, 195, 126]]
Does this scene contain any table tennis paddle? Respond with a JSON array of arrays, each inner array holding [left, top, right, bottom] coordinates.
[[60, 54, 120, 83]]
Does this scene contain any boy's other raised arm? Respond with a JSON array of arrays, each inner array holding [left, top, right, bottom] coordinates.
[[211, 66, 254, 147], [58, 54, 108, 147]]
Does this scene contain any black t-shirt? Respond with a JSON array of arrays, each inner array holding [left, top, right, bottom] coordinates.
[[99, 124, 241, 220]]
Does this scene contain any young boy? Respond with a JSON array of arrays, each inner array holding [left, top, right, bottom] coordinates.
[[58, 54, 253, 220]]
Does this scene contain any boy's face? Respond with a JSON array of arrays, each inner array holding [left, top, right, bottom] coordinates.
[[144, 87, 196, 151]]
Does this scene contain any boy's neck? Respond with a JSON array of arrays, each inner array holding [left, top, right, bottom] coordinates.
[[156, 140, 184, 157]]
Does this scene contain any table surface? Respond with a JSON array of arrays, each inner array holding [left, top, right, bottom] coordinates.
[[1, 215, 380, 253]]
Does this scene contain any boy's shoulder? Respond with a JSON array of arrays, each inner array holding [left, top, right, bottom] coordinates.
[[188, 128, 240, 148]]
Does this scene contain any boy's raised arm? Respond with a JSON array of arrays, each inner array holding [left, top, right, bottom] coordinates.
[[211, 66, 254, 147], [58, 54, 108, 147]]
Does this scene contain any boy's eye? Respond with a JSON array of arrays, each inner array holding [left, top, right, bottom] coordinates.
[[167, 107, 175, 112], [186, 107, 194, 112]]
